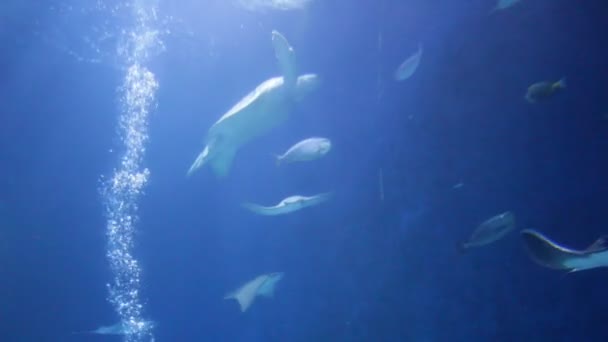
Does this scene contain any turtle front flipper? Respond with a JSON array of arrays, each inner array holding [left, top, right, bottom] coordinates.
[[272, 30, 297, 90], [187, 145, 212, 177], [210, 145, 237, 178]]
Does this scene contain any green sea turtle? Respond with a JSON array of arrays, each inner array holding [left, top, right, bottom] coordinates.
[[187, 30, 320, 177]]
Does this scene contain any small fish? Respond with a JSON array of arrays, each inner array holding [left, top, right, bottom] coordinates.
[[394, 44, 423, 81], [242, 192, 332, 216], [490, 0, 522, 13], [72, 320, 155, 335], [525, 78, 566, 103], [521, 229, 608, 272], [224, 272, 284, 312], [276, 137, 331, 166], [459, 211, 515, 252]]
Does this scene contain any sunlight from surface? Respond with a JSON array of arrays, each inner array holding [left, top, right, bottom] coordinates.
[[235, 0, 313, 12]]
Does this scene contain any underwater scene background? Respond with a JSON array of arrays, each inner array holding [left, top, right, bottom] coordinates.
[[1, 0, 608, 341]]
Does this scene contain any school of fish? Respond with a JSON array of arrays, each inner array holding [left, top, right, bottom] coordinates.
[[80, 0, 596, 333]]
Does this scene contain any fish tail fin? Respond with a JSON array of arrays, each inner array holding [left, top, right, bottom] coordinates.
[[224, 290, 252, 312], [560, 269, 580, 279], [187, 146, 211, 177], [554, 78, 566, 89], [242, 202, 260, 213], [524, 93, 532, 103], [242, 202, 271, 215]]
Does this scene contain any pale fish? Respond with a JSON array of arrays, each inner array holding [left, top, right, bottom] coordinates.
[[72, 320, 155, 335], [394, 44, 423, 81], [490, 0, 522, 13], [460, 211, 515, 252], [242, 192, 332, 216], [521, 230, 608, 273], [224, 272, 284, 312], [525, 78, 566, 103], [236, 0, 313, 12], [276, 137, 332, 165]]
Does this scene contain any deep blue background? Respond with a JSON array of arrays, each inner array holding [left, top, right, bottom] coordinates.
[[1, 0, 608, 341]]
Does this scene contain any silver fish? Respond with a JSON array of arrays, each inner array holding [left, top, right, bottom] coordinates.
[[394, 44, 423, 81], [460, 211, 515, 251], [242, 192, 332, 216], [525, 78, 566, 103], [276, 137, 331, 165]]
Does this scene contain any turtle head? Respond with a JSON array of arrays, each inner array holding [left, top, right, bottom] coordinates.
[[293, 73, 320, 101]]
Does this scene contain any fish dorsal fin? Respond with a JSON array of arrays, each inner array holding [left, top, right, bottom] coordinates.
[[584, 236, 608, 253]]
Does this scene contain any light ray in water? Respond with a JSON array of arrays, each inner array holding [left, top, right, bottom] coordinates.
[[100, 1, 163, 341]]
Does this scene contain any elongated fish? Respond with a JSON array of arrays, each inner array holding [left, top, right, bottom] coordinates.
[[394, 44, 423, 81], [72, 320, 155, 335], [242, 192, 332, 216], [460, 211, 515, 252], [276, 137, 331, 165], [490, 0, 522, 13], [224, 272, 284, 312], [521, 229, 608, 272]]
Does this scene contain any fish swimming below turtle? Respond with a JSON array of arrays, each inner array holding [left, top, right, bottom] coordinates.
[[459, 211, 515, 252], [275, 137, 332, 165], [242, 192, 332, 216], [525, 78, 566, 103], [521, 229, 608, 273]]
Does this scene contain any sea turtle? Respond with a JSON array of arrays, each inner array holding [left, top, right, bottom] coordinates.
[[187, 30, 320, 177]]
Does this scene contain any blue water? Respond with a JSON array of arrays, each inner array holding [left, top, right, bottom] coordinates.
[[1, 0, 608, 341]]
